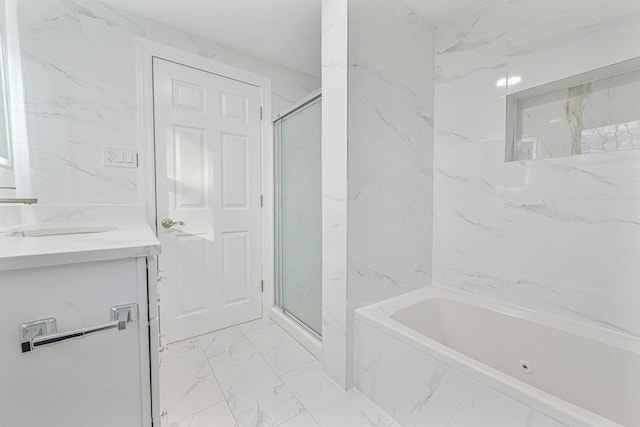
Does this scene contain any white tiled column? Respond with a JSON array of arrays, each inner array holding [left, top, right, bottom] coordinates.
[[321, 0, 435, 388], [321, 0, 349, 388]]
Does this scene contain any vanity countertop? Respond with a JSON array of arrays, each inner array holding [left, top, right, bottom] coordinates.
[[0, 221, 161, 271]]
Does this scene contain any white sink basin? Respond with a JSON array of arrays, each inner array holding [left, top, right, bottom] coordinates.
[[10, 225, 118, 237]]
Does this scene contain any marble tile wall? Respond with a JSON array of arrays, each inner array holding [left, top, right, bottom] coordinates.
[[6, 0, 320, 206], [347, 0, 435, 386], [347, 0, 436, 383], [432, 0, 508, 308], [507, 0, 640, 95], [0, 206, 20, 226], [346, 0, 435, 323], [321, 0, 435, 387], [433, 0, 640, 335], [320, 0, 350, 388]]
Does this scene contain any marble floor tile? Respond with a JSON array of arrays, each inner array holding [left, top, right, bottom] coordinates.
[[161, 321, 398, 427], [238, 317, 275, 335], [204, 329, 305, 427], [244, 324, 316, 375], [160, 342, 225, 424], [277, 411, 320, 427], [162, 338, 200, 359], [170, 401, 238, 427], [198, 326, 248, 360], [281, 362, 394, 427]]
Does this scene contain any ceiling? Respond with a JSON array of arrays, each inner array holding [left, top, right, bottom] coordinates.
[[101, 0, 322, 78], [402, 0, 485, 26], [100, 0, 481, 79]]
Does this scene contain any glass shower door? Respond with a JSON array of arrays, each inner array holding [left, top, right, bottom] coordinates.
[[275, 95, 322, 336]]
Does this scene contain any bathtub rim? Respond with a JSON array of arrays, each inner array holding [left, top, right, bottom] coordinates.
[[355, 284, 639, 427]]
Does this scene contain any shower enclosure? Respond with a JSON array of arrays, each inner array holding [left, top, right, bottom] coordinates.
[[274, 92, 322, 337]]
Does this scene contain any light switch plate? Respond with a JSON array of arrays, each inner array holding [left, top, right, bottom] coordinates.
[[103, 146, 138, 168]]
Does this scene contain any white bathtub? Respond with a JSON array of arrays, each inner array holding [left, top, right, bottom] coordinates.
[[354, 285, 640, 427]]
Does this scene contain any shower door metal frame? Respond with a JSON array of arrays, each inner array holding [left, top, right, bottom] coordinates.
[[273, 90, 322, 340]]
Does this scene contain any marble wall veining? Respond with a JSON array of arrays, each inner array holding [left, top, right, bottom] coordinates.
[[321, 0, 435, 387], [506, 0, 640, 95], [6, 0, 319, 207], [346, 0, 434, 385], [354, 317, 567, 427], [4, 0, 638, 399], [323, 0, 434, 387], [432, 0, 508, 308], [433, 0, 640, 336]]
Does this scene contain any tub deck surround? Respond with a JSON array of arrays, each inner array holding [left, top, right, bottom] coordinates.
[[354, 285, 640, 427], [0, 221, 160, 271]]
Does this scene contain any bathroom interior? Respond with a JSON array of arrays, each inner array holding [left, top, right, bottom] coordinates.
[[0, 0, 639, 426]]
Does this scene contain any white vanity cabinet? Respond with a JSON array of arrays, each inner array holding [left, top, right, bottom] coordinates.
[[0, 224, 160, 427]]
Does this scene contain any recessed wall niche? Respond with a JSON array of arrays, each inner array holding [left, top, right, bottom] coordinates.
[[506, 59, 640, 161]]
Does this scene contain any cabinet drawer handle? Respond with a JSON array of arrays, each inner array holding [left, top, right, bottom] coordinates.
[[20, 304, 138, 353]]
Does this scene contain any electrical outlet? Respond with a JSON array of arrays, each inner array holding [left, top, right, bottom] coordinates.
[[104, 147, 116, 165], [103, 146, 138, 168]]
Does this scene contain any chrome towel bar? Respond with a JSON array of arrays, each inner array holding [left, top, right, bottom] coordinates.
[[20, 304, 138, 353], [0, 198, 38, 205]]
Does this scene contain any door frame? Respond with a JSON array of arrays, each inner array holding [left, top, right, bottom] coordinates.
[[135, 38, 275, 322]]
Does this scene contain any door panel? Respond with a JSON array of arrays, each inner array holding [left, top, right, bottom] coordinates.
[[222, 231, 250, 305], [172, 80, 205, 112], [176, 233, 208, 316], [221, 91, 249, 121], [153, 58, 262, 343], [174, 125, 207, 208], [221, 133, 249, 208]]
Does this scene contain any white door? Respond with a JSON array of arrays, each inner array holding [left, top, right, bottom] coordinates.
[[153, 58, 263, 343]]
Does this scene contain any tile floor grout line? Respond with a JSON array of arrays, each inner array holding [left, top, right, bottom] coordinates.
[[196, 336, 243, 427], [237, 320, 344, 427], [243, 319, 317, 360], [302, 409, 323, 427], [240, 320, 319, 376], [277, 358, 318, 377], [159, 338, 228, 425], [237, 321, 321, 425], [198, 324, 311, 427], [168, 400, 229, 426], [237, 319, 275, 343], [273, 411, 304, 427], [238, 317, 274, 335], [167, 320, 396, 427], [239, 322, 310, 380], [281, 360, 400, 427], [276, 403, 323, 427], [275, 362, 327, 427]]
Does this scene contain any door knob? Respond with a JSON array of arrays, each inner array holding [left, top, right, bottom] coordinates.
[[161, 218, 184, 228]]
